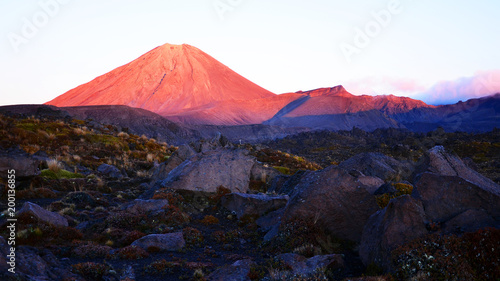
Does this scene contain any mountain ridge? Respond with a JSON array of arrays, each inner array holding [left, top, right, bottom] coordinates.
[[44, 43, 498, 132]]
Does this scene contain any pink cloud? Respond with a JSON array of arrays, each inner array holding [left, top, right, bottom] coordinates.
[[419, 70, 500, 105], [344, 76, 427, 97]]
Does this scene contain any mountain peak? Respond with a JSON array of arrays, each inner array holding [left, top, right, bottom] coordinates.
[[296, 85, 352, 97], [46, 43, 275, 115]]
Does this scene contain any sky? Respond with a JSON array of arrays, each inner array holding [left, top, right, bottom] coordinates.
[[0, 0, 499, 106]]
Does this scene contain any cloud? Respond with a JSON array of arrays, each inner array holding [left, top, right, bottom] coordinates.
[[344, 70, 500, 105], [417, 70, 500, 105], [344, 76, 427, 97]]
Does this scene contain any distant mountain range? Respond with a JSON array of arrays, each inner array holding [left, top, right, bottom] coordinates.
[[37, 43, 498, 136]]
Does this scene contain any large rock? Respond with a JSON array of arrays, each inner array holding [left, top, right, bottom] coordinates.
[[97, 163, 123, 179], [339, 152, 413, 182], [282, 166, 379, 242], [18, 202, 68, 227], [427, 146, 499, 193], [0, 236, 79, 281], [359, 195, 428, 271], [208, 259, 254, 281], [150, 144, 196, 183], [250, 163, 281, 185], [357, 175, 385, 194], [122, 199, 169, 215], [221, 193, 288, 219], [413, 172, 500, 223], [158, 149, 261, 193], [131, 232, 185, 251], [275, 253, 344, 276], [268, 170, 308, 195], [0, 147, 40, 178], [442, 209, 498, 234]]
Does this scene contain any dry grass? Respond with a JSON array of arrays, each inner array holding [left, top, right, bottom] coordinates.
[[146, 153, 155, 163], [73, 127, 86, 135], [73, 155, 82, 163], [118, 131, 129, 138], [47, 159, 62, 173]]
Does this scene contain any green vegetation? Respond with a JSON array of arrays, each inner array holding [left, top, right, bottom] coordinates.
[[41, 169, 84, 179], [273, 166, 291, 175], [1, 112, 498, 281]]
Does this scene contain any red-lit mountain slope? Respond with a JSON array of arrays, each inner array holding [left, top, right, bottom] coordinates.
[[46, 43, 275, 115]]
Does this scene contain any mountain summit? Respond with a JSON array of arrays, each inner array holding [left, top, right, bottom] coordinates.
[[46, 43, 438, 128], [46, 43, 275, 115]]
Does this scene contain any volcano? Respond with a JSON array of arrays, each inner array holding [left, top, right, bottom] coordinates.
[[46, 43, 275, 115], [46, 43, 438, 128]]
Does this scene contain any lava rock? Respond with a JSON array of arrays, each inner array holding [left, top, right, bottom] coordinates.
[[221, 193, 288, 219], [18, 202, 68, 227], [282, 166, 378, 242], [359, 195, 428, 271], [131, 232, 185, 252]]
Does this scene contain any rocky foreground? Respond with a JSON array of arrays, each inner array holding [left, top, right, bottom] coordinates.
[[0, 114, 499, 280]]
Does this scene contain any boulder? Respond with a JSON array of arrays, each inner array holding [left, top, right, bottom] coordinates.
[[339, 152, 413, 182], [221, 193, 288, 219], [18, 202, 68, 227], [413, 172, 500, 223], [0, 237, 79, 281], [282, 166, 379, 242], [97, 163, 123, 179], [150, 144, 196, 183], [131, 232, 185, 251], [268, 170, 308, 195], [157, 149, 258, 193], [359, 195, 428, 271], [0, 147, 40, 178], [122, 199, 169, 214], [441, 209, 498, 234], [427, 146, 499, 193], [250, 163, 281, 185], [357, 176, 385, 194], [275, 253, 344, 276], [208, 259, 254, 281]]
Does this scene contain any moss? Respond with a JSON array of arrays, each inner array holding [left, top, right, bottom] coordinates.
[[41, 169, 84, 179], [273, 166, 291, 175], [376, 183, 414, 208]]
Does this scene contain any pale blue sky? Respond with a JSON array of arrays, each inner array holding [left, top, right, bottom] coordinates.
[[1, 0, 499, 106]]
